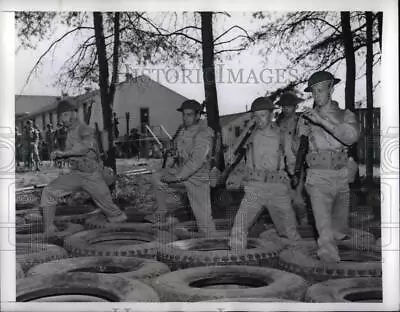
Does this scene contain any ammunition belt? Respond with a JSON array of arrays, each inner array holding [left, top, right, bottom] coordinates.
[[250, 169, 289, 184], [306, 150, 348, 170]]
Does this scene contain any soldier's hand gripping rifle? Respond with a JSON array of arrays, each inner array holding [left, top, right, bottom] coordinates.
[[217, 118, 257, 187], [161, 124, 183, 169]]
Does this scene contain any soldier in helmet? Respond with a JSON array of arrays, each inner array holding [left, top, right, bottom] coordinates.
[[276, 91, 308, 225], [229, 96, 302, 252], [298, 71, 360, 263], [40, 100, 127, 236], [149, 99, 218, 237]]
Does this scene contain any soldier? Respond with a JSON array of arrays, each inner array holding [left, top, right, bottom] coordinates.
[[15, 127, 22, 167], [40, 100, 127, 236], [276, 91, 308, 225], [33, 124, 42, 168], [45, 123, 55, 160], [298, 71, 360, 263], [113, 112, 120, 139], [229, 97, 301, 252], [148, 99, 218, 237]]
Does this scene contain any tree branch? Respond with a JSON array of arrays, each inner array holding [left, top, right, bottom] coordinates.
[[20, 26, 93, 94], [213, 25, 252, 42]]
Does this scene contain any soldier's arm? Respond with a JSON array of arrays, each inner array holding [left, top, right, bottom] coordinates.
[[319, 109, 360, 145], [176, 129, 213, 180]]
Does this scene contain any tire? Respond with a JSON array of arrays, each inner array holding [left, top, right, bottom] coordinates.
[[260, 227, 376, 251], [366, 220, 381, 239], [16, 222, 85, 246], [278, 244, 382, 283], [64, 228, 176, 258], [157, 237, 283, 270], [349, 208, 374, 228], [16, 207, 39, 218], [16, 262, 25, 280], [259, 225, 318, 249], [173, 218, 270, 241], [85, 214, 179, 232], [305, 277, 382, 302], [203, 297, 299, 302], [173, 219, 233, 240], [24, 212, 42, 223], [152, 265, 308, 302], [16, 243, 69, 272], [16, 216, 26, 226], [27, 256, 170, 286], [39, 204, 102, 225], [17, 272, 159, 302]]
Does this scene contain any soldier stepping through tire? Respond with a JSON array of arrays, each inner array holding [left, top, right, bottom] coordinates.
[[228, 96, 302, 253], [148, 99, 218, 238], [40, 99, 127, 237]]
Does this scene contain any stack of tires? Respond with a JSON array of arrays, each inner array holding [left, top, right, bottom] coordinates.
[[15, 184, 382, 303]]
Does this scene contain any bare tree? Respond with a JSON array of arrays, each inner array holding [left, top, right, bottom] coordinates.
[[365, 11, 374, 184]]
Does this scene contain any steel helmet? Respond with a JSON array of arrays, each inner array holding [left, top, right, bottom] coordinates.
[[250, 97, 276, 112], [304, 71, 340, 92], [177, 99, 202, 112]]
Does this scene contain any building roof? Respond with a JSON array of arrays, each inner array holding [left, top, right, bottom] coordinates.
[[220, 111, 248, 128], [15, 95, 59, 115], [16, 75, 188, 118]]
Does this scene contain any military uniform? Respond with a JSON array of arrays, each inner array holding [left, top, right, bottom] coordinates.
[[151, 100, 217, 236], [299, 71, 360, 262], [41, 100, 127, 234], [229, 97, 301, 250], [276, 91, 308, 224]]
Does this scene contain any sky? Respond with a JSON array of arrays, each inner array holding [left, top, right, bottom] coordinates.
[[15, 12, 381, 116]]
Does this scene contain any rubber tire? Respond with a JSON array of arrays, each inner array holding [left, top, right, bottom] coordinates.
[[157, 237, 284, 270], [305, 277, 382, 302], [173, 219, 233, 240], [260, 227, 376, 251], [64, 228, 176, 258], [16, 222, 84, 246], [16, 262, 25, 280], [26, 256, 170, 286], [16, 272, 159, 302], [38, 204, 102, 225], [278, 244, 382, 283], [16, 243, 69, 272], [16, 207, 40, 218], [203, 297, 299, 302], [85, 214, 179, 232], [152, 265, 308, 302], [16, 216, 26, 226]]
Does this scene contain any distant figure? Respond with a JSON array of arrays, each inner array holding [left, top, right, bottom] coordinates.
[[45, 123, 55, 160], [113, 112, 120, 139], [129, 128, 140, 159]]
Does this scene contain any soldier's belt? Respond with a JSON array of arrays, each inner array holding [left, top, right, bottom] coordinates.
[[249, 169, 289, 184], [306, 150, 348, 170]]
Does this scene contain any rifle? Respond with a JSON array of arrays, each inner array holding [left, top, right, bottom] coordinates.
[[290, 133, 309, 189], [217, 118, 256, 187], [161, 124, 183, 169]]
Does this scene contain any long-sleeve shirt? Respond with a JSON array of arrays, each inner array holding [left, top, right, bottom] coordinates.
[[65, 120, 101, 173], [175, 121, 214, 181]]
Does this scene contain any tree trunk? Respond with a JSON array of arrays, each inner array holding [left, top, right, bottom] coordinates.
[[376, 12, 383, 51], [340, 12, 356, 112], [93, 11, 112, 149], [200, 11, 225, 170], [341, 11, 360, 186], [104, 12, 121, 173], [365, 11, 374, 185]]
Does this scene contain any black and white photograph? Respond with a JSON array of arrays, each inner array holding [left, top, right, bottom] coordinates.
[[0, 3, 397, 308]]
